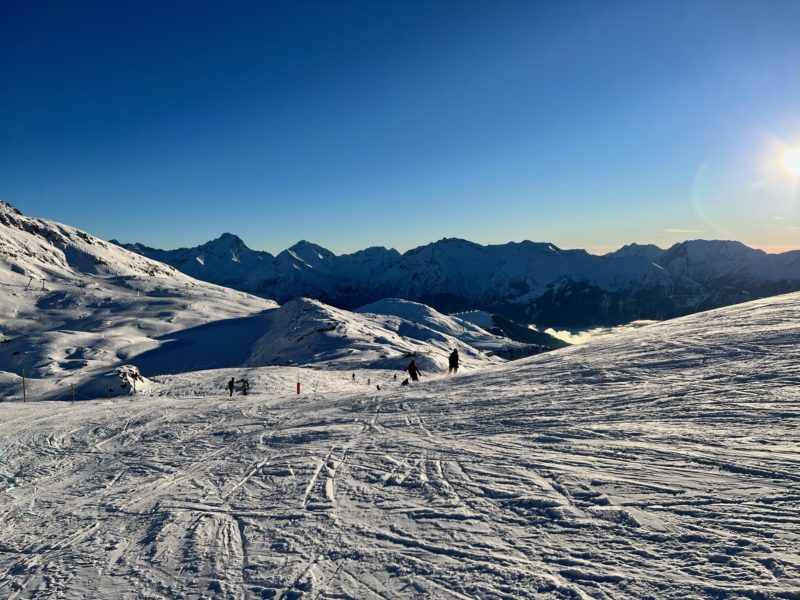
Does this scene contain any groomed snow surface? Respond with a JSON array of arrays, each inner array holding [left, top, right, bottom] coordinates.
[[2, 292, 800, 598]]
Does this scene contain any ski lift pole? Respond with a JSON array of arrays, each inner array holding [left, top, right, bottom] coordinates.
[[296, 370, 301, 395], [22, 369, 26, 403], [71, 384, 76, 403]]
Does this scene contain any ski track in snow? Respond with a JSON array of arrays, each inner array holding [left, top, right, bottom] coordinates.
[[1, 294, 800, 598]]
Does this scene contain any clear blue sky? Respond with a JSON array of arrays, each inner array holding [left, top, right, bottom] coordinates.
[[2, 0, 799, 254]]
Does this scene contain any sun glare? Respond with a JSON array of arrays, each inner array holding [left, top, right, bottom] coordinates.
[[782, 148, 800, 177]]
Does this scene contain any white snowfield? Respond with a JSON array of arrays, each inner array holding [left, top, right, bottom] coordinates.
[[0, 199, 278, 400], [1, 292, 799, 599]]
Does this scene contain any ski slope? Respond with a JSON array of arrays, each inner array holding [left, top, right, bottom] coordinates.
[[1, 292, 799, 598]]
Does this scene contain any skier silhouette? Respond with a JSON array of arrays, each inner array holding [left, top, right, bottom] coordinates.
[[448, 349, 459, 374], [227, 377, 235, 397], [405, 360, 422, 382], [241, 379, 250, 395]]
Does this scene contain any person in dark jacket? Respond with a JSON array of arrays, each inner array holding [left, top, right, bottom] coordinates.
[[448, 349, 459, 374], [227, 377, 235, 397], [405, 360, 422, 382]]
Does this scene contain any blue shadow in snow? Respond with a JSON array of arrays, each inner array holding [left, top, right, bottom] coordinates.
[[131, 309, 276, 376]]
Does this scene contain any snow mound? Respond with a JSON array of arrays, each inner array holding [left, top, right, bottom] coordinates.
[[355, 298, 526, 353], [248, 298, 504, 372]]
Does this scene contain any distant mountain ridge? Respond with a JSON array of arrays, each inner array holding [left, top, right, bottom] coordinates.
[[115, 234, 800, 328]]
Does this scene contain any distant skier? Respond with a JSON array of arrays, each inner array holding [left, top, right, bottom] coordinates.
[[393, 374, 397, 381], [227, 377, 235, 397], [241, 379, 250, 395], [448, 349, 459, 374], [405, 360, 421, 382], [352, 373, 356, 381]]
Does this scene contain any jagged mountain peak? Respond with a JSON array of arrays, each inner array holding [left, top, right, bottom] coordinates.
[[607, 243, 665, 260], [287, 240, 334, 255], [278, 240, 335, 267], [204, 232, 248, 249], [670, 239, 758, 254], [352, 245, 400, 258]]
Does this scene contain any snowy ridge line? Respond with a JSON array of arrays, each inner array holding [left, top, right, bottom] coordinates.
[[116, 228, 800, 328]]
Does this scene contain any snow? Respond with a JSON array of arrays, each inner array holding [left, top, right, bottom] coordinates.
[[0, 201, 277, 400], [355, 298, 526, 354], [452, 309, 495, 331], [544, 320, 659, 345], [1, 290, 799, 598]]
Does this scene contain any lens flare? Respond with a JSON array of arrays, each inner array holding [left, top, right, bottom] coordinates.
[[782, 148, 800, 177]]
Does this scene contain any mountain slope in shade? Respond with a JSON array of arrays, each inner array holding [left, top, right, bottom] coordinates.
[[117, 232, 800, 327], [1, 290, 798, 597]]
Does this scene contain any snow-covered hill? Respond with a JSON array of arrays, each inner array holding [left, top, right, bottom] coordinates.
[[0, 200, 277, 399], [129, 297, 511, 377], [1, 290, 798, 597], [355, 297, 563, 354], [117, 233, 800, 328]]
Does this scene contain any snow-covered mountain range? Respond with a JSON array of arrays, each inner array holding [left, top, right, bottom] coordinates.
[[0, 201, 534, 399], [116, 233, 800, 328]]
